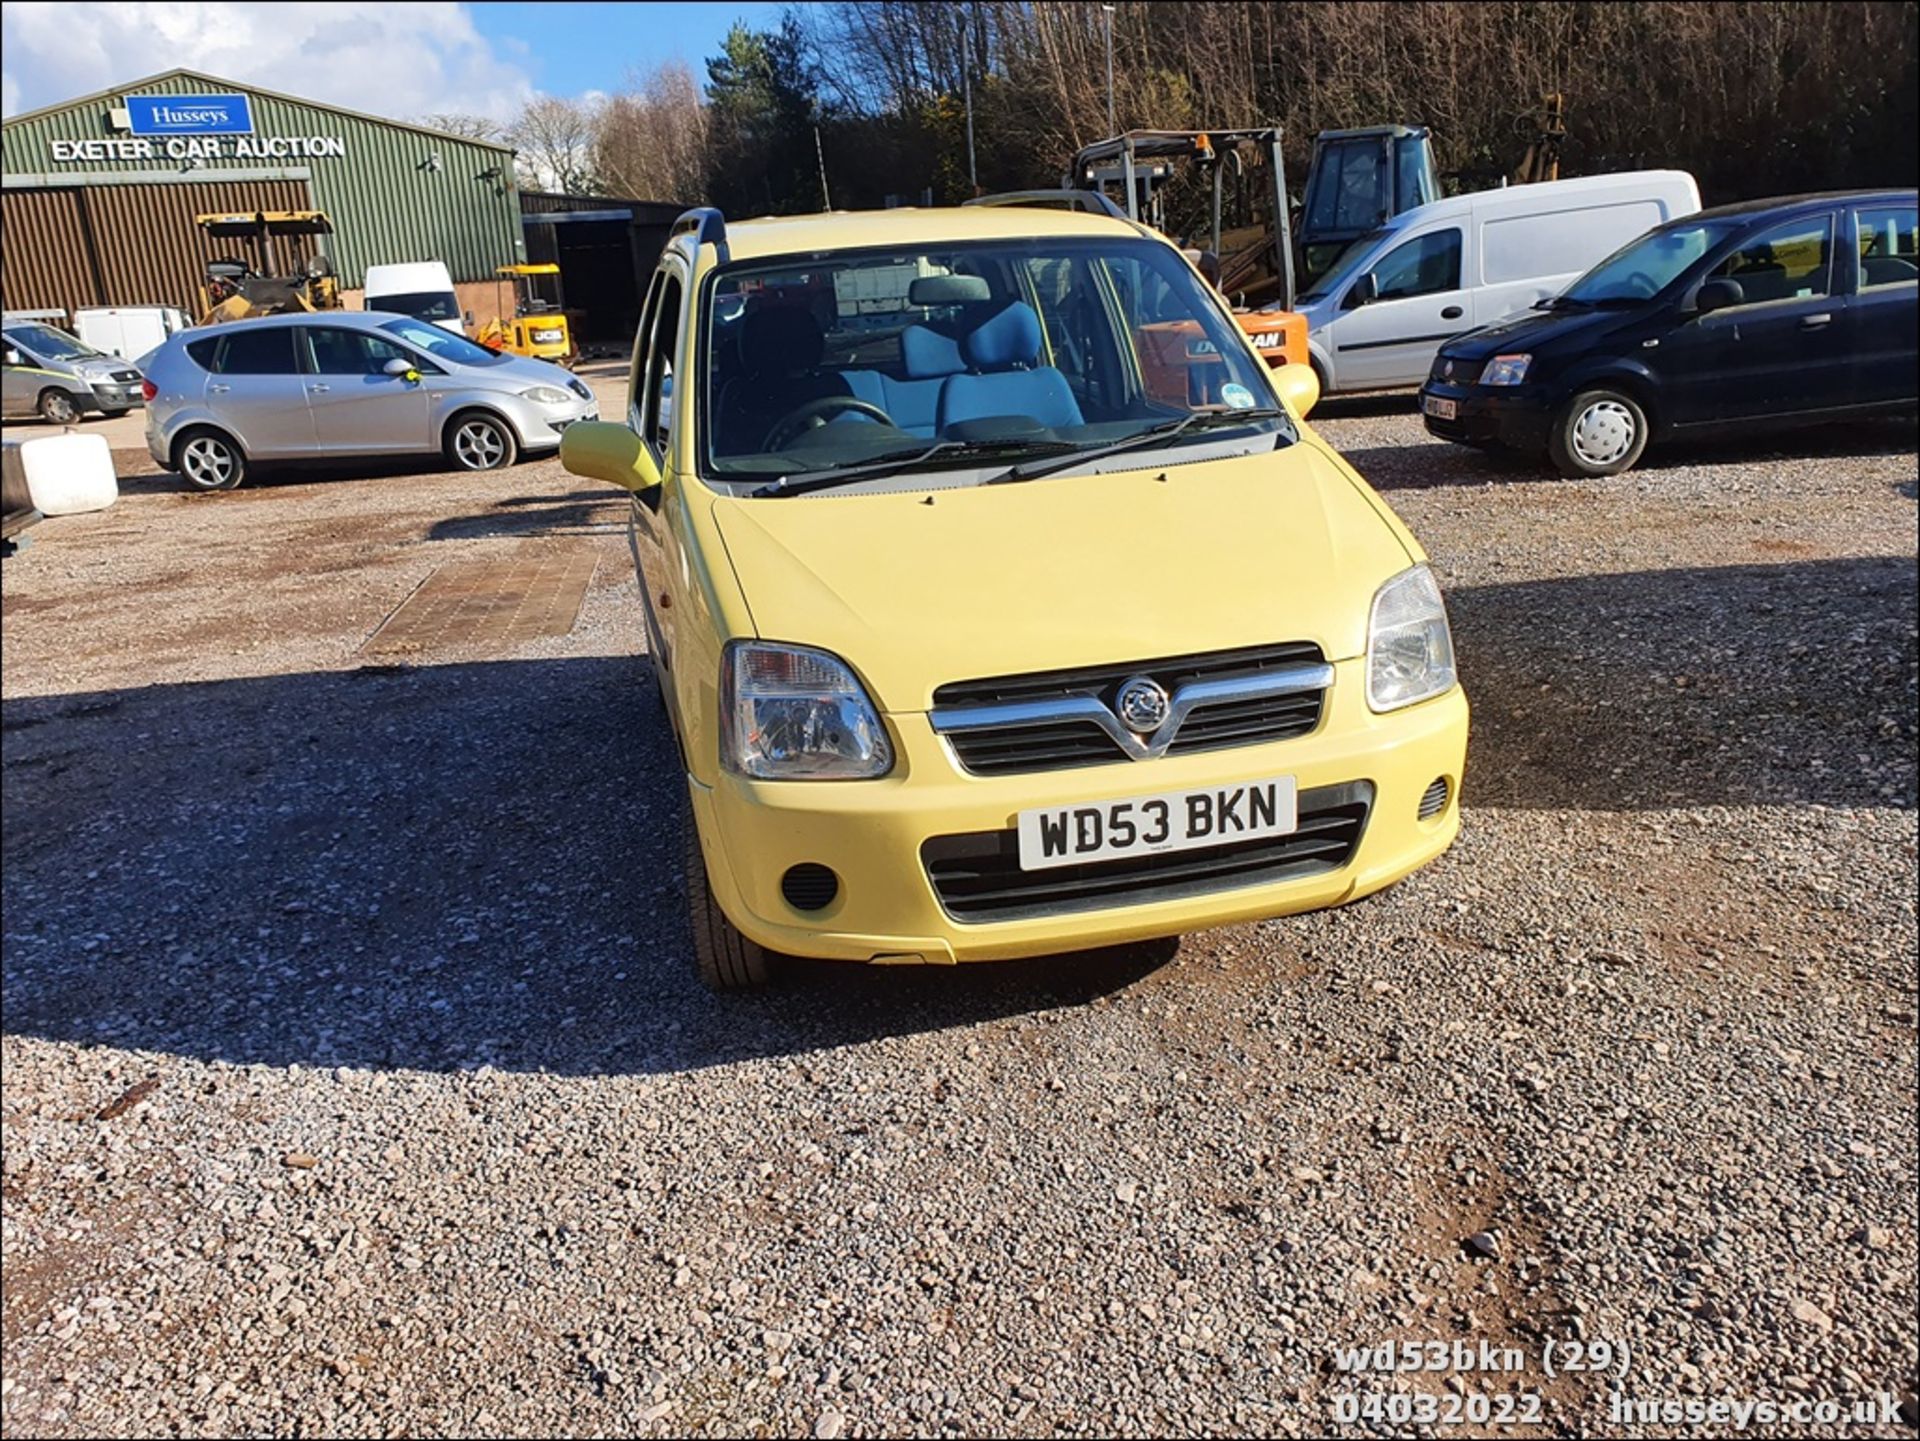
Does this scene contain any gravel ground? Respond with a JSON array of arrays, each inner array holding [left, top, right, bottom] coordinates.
[[3, 387, 1916, 1438]]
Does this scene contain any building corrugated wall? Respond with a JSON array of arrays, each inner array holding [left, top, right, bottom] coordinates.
[[2, 68, 524, 318]]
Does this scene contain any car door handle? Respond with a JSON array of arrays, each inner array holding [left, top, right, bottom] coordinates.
[[1799, 313, 1833, 329], [307, 383, 331, 394], [209, 384, 231, 394], [1441, 305, 1464, 320]]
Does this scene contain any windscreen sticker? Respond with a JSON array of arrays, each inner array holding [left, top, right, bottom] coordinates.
[[1221, 383, 1256, 409]]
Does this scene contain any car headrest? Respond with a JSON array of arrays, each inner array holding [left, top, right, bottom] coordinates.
[[900, 324, 966, 378], [962, 302, 1042, 371], [741, 306, 823, 377], [909, 274, 991, 306]]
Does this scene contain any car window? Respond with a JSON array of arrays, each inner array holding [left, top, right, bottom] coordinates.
[[643, 274, 682, 454], [1855, 205, 1918, 290], [376, 318, 505, 366], [1371, 229, 1463, 299], [1024, 255, 1118, 409], [306, 327, 417, 376], [1107, 254, 1240, 408], [185, 336, 221, 369], [629, 271, 666, 430], [4, 324, 100, 363], [1707, 215, 1834, 305], [214, 327, 299, 376]]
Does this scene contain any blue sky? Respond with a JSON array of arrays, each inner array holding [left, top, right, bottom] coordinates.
[[1, 1, 788, 122], [475, 2, 786, 97]]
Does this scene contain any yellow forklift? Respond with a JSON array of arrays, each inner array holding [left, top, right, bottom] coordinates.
[[476, 264, 575, 366], [195, 211, 341, 323]]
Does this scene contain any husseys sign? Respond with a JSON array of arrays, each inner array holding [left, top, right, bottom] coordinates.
[[46, 92, 348, 163]]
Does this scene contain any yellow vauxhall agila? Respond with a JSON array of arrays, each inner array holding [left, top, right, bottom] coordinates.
[[562, 202, 1468, 990]]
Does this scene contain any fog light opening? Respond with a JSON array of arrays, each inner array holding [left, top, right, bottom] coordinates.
[[781, 863, 840, 912], [1418, 776, 1451, 821]]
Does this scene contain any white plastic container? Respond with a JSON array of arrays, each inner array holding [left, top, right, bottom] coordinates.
[[18, 432, 118, 515]]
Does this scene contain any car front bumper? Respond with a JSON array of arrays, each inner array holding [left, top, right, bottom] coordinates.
[[88, 382, 144, 412], [691, 662, 1469, 963], [498, 392, 597, 451], [1419, 379, 1553, 450]]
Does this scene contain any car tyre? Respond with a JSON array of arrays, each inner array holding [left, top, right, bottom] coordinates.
[[37, 390, 80, 425], [445, 412, 518, 471], [174, 429, 247, 491], [1549, 387, 1649, 477], [683, 794, 773, 992]]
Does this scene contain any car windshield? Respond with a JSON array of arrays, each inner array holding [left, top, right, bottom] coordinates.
[[373, 291, 460, 322], [703, 236, 1292, 484], [1559, 220, 1739, 304], [377, 317, 506, 366], [1294, 229, 1390, 303], [6, 324, 102, 362]]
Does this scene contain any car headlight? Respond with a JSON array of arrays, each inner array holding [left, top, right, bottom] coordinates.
[[1481, 353, 1531, 386], [520, 385, 574, 405], [1367, 565, 1457, 712], [721, 642, 893, 780]]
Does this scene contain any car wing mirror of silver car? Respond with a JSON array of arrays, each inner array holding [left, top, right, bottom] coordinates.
[[382, 358, 422, 382]]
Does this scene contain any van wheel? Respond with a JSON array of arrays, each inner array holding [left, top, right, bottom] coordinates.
[[37, 390, 79, 425], [175, 429, 247, 491], [1550, 388, 1648, 477], [683, 795, 773, 992], [445, 412, 518, 471]]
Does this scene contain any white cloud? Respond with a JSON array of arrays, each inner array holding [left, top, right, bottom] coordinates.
[[1, 1, 538, 124]]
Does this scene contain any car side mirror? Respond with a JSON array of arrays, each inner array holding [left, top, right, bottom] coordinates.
[[1694, 278, 1743, 315], [382, 357, 422, 381], [2, 349, 20, 367], [562, 421, 663, 496], [1272, 361, 1320, 420], [1349, 272, 1379, 307]]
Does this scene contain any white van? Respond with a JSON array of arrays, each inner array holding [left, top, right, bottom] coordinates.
[[362, 260, 465, 334], [74, 306, 190, 362], [1287, 170, 1701, 393]]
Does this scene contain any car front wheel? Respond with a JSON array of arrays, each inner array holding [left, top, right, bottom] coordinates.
[[683, 797, 773, 992], [445, 413, 518, 471], [37, 390, 79, 425], [1549, 388, 1649, 477]]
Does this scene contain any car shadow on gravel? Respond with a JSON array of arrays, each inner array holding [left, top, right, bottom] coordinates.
[[428, 492, 629, 542], [1, 656, 1172, 1078], [1452, 554, 1918, 811]]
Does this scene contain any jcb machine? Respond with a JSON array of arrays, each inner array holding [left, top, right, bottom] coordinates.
[[195, 211, 341, 324], [1062, 128, 1309, 369], [476, 264, 575, 366]]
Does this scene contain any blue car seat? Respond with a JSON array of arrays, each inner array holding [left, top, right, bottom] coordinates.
[[936, 302, 1084, 432], [839, 323, 968, 438]]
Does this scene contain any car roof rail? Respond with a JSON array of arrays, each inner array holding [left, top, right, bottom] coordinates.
[[671, 207, 730, 265], [964, 189, 1129, 221]]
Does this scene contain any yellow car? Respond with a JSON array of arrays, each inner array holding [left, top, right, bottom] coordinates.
[[563, 203, 1468, 990]]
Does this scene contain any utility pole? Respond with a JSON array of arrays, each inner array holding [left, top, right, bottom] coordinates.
[[815, 122, 831, 210], [1103, 5, 1116, 136], [961, 7, 978, 194]]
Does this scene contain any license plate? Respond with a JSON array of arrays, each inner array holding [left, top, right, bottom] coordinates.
[[1422, 394, 1457, 420], [1017, 776, 1298, 871]]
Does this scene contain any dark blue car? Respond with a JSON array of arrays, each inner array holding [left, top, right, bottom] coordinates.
[[1419, 189, 1918, 475]]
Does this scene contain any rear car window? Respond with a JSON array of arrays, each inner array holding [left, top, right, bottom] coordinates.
[[185, 336, 221, 369], [1855, 205, 1918, 289], [210, 327, 299, 375]]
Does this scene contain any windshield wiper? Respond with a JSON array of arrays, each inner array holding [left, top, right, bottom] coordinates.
[[751, 437, 1076, 498], [983, 409, 1290, 486], [1533, 294, 1592, 311]]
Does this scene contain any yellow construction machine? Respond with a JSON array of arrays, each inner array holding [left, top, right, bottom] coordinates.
[[475, 264, 575, 365], [196, 211, 342, 324]]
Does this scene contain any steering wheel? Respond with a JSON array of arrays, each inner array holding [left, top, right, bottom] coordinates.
[[1620, 270, 1662, 299], [762, 396, 894, 451]]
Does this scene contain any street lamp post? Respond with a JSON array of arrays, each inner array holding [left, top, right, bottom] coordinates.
[[1103, 5, 1116, 136], [961, 7, 977, 194]]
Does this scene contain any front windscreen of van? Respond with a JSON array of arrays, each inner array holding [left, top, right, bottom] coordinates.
[[1559, 220, 1739, 305], [702, 237, 1292, 483], [5, 324, 103, 362], [372, 291, 460, 323], [1295, 229, 1390, 303]]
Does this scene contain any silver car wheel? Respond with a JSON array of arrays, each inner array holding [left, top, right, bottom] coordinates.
[[181, 436, 236, 488], [1569, 400, 1636, 467], [453, 418, 508, 470]]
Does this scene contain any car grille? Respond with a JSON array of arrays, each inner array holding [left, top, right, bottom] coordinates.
[[1433, 355, 1481, 386], [921, 780, 1372, 923], [110, 369, 141, 383], [931, 641, 1328, 776]]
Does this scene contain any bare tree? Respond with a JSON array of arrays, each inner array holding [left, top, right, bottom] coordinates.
[[417, 112, 505, 142], [592, 62, 711, 203], [508, 96, 601, 194]]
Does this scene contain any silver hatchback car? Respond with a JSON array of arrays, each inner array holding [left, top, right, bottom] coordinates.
[[142, 310, 598, 490]]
